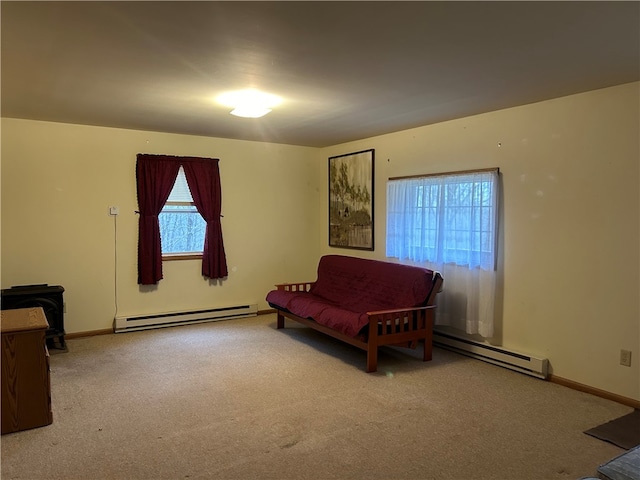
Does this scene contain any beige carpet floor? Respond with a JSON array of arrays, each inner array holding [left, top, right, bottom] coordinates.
[[0, 314, 632, 480]]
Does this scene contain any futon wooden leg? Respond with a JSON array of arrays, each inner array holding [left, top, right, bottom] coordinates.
[[423, 340, 432, 362], [367, 347, 378, 373], [423, 312, 434, 362], [276, 312, 285, 329]]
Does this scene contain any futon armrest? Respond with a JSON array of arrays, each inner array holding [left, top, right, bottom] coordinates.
[[366, 305, 437, 337], [274, 282, 316, 293]]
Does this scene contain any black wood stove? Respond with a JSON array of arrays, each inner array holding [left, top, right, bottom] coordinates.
[[1, 284, 66, 350]]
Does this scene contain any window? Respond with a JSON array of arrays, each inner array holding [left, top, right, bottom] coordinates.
[[386, 170, 498, 270], [159, 166, 206, 257]]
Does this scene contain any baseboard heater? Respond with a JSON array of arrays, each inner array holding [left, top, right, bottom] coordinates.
[[433, 330, 549, 379], [114, 304, 258, 333]]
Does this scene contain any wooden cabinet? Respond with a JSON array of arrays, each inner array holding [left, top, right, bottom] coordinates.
[[1, 307, 52, 434]]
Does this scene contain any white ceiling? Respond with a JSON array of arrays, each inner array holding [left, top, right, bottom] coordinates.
[[2, 1, 639, 147]]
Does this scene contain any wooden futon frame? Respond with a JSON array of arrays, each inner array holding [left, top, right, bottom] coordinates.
[[267, 255, 443, 373]]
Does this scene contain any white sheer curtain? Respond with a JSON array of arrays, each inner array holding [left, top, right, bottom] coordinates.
[[386, 170, 499, 337]]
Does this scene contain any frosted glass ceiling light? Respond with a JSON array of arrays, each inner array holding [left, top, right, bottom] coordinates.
[[229, 106, 272, 118], [216, 89, 281, 118]]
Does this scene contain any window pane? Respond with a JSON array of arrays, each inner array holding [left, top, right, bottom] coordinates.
[[386, 170, 498, 269], [159, 204, 206, 254]]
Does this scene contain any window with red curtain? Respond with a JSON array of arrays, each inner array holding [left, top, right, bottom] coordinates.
[[136, 154, 228, 285]]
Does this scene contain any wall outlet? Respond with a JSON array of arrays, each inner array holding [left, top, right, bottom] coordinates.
[[109, 206, 119, 216], [620, 349, 632, 367]]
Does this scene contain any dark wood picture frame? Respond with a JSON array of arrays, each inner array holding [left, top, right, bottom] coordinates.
[[328, 149, 374, 250]]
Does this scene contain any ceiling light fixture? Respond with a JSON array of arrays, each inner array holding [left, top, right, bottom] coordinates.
[[216, 89, 282, 118]]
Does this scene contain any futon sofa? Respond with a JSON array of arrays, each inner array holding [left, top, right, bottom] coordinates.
[[266, 255, 443, 372]]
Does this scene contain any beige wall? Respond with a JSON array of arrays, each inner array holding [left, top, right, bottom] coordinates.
[[1, 120, 321, 333], [320, 82, 639, 401], [2, 82, 638, 401]]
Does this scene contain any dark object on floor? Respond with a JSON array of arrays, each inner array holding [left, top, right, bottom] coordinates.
[[585, 410, 640, 450], [598, 445, 640, 480]]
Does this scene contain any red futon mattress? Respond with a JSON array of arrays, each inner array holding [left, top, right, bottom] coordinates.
[[266, 255, 436, 337]]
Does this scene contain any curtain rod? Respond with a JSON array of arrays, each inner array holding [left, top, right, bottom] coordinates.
[[388, 167, 499, 181]]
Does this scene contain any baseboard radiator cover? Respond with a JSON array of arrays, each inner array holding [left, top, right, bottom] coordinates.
[[433, 330, 549, 379], [114, 304, 258, 333]]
